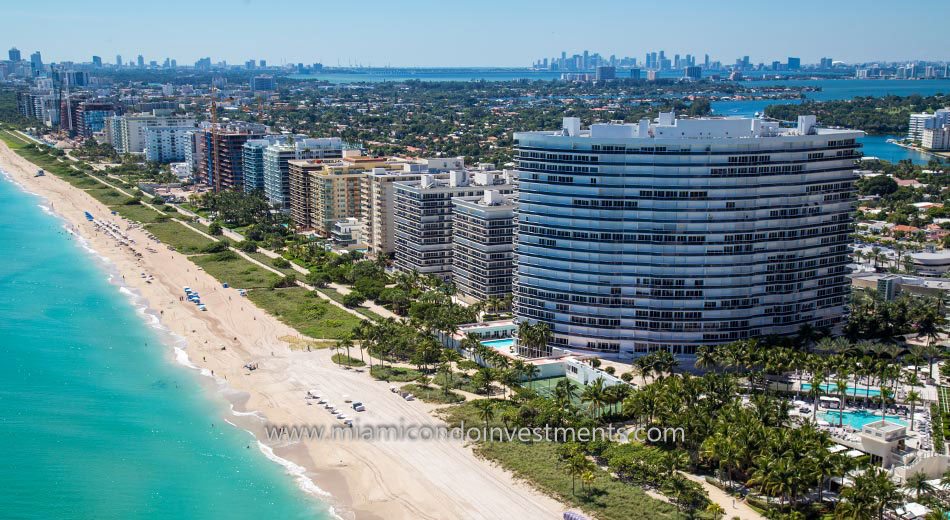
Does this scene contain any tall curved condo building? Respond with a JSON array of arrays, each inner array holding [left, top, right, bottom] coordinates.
[[512, 114, 862, 358]]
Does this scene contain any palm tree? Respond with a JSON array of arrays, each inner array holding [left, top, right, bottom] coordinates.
[[868, 468, 901, 520], [705, 503, 725, 520], [580, 378, 607, 420], [474, 399, 495, 431], [336, 334, 354, 367], [694, 345, 718, 371], [581, 470, 595, 499], [553, 378, 578, 407], [459, 332, 482, 360], [879, 386, 893, 423], [808, 374, 825, 423], [564, 453, 593, 495], [906, 390, 922, 431], [835, 377, 849, 428], [903, 471, 935, 501]]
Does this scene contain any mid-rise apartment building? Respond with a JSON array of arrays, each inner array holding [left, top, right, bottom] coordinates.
[[194, 123, 267, 191], [908, 108, 950, 142], [144, 126, 197, 163], [242, 135, 291, 193], [512, 115, 862, 359], [393, 168, 514, 279], [922, 126, 950, 151], [452, 190, 516, 303], [76, 101, 115, 138], [288, 156, 384, 236], [360, 156, 464, 257], [263, 137, 343, 210], [107, 110, 196, 154]]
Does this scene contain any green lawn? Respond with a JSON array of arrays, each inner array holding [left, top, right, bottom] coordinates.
[[70, 176, 105, 189], [401, 383, 465, 404], [85, 186, 135, 206], [315, 287, 386, 322], [369, 365, 422, 382], [331, 353, 366, 367], [475, 442, 681, 520], [0, 130, 29, 148], [111, 204, 168, 224], [246, 251, 298, 276], [145, 221, 215, 254], [246, 287, 360, 339], [191, 253, 279, 289]]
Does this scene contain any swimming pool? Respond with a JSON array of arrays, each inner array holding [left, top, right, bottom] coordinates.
[[821, 409, 906, 429], [481, 338, 515, 350], [801, 383, 881, 397]]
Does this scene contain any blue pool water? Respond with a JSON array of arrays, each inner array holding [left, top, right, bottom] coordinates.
[[821, 410, 906, 429], [801, 383, 881, 397], [482, 338, 515, 350]]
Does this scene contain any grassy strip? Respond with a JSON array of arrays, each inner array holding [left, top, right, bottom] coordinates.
[[191, 252, 280, 289], [245, 251, 298, 276], [331, 354, 366, 367], [475, 442, 680, 520], [401, 383, 465, 404], [0, 129, 29, 148], [144, 220, 215, 254], [85, 186, 135, 206], [369, 365, 422, 382], [246, 287, 360, 340], [315, 287, 385, 322], [112, 204, 169, 224]]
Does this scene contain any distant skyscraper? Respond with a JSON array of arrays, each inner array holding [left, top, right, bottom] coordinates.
[[116, 54, 122, 66], [259, 59, 266, 68], [171, 59, 177, 68], [92, 55, 102, 68], [136, 55, 145, 67], [787, 57, 801, 70], [8, 47, 21, 62], [29, 51, 42, 74], [684, 66, 702, 80]]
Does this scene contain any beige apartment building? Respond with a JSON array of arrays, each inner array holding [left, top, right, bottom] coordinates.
[[289, 156, 391, 236], [360, 157, 463, 257]]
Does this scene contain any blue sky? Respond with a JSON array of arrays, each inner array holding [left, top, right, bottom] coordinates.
[[5, 0, 949, 67]]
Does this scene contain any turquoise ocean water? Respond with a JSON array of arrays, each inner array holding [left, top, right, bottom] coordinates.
[[0, 173, 330, 519]]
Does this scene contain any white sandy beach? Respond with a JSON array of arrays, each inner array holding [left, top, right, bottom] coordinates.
[[0, 140, 566, 519]]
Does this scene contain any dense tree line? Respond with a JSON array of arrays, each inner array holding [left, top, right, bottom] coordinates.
[[765, 94, 950, 135]]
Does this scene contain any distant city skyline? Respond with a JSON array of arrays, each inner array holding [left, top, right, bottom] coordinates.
[[5, 0, 950, 67]]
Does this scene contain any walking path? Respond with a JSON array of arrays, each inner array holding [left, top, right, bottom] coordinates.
[[680, 472, 765, 520], [172, 219, 369, 323]]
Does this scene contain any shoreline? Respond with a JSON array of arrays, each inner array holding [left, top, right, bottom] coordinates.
[[0, 141, 566, 519], [4, 166, 341, 517]]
